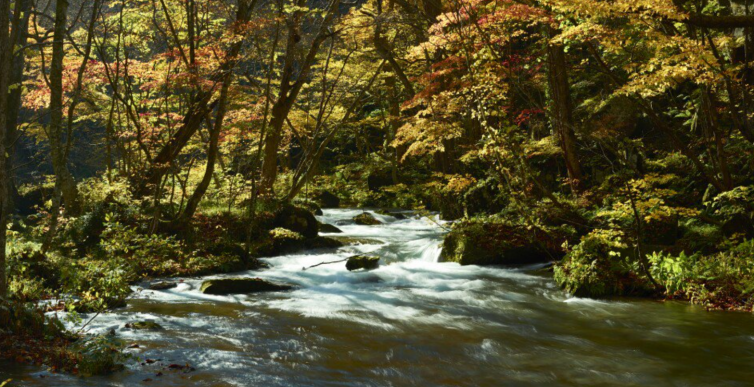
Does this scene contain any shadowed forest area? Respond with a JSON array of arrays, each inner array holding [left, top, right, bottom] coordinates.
[[2, 0, 754, 384]]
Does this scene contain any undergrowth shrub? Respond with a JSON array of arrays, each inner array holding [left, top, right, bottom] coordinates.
[[554, 229, 651, 297], [650, 239, 754, 310]]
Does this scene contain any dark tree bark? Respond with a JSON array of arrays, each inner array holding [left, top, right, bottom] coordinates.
[[0, 0, 15, 298], [178, 82, 230, 224], [546, 29, 583, 193], [48, 0, 82, 215], [259, 0, 342, 193], [136, 0, 252, 197], [5, 0, 32, 212]]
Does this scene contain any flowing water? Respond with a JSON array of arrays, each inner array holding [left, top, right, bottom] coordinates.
[[3, 209, 754, 386]]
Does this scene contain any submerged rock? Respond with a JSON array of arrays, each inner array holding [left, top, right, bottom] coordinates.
[[346, 255, 380, 271], [306, 236, 345, 250], [200, 278, 293, 295], [440, 221, 561, 266], [318, 222, 343, 233], [331, 236, 383, 246], [353, 212, 382, 225], [126, 321, 163, 330], [148, 281, 178, 291]]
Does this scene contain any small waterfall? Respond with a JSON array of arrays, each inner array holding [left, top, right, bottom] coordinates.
[[420, 241, 444, 262]]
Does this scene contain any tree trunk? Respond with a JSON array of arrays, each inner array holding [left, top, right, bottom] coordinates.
[[48, 0, 81, 215], [5, 0, 31, 215], [259, 102, 290, 193], [179, 82, 230, 223], [258, 0, 341, 193], [546, 30, 583, 193], [0, 0, 13, 298], [136, 1, 252, 197]]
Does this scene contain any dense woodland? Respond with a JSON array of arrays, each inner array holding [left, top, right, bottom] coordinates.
[[2, 0, 754, 376]]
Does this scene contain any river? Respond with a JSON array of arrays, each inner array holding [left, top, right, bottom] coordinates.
[[2, 209, 754, 386]]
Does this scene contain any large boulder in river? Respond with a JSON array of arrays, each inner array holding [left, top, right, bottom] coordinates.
[[440, 220, 562, 266], [353, 212, 382, 225], [200, 278, 293, 295], [255, 228, 344, 257], [314, 190, 341, 208], [346, 255, 380, 271], [148, 281, 178, 290], [273, 204, 318, 238]]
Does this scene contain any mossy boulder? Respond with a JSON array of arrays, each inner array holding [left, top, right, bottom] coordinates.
[[353, 212, 382, 225], [255, 228, 306, 257], [200, 278, 293, 295], [318, 222, 343, 233], [331, 236, 383, 246], [126, 321, 163, 330], [306, 236, 345, 250], [273, 204, 318, 238], [440, 221, 560, 266], [346, 255, 380, 271], [255, 228, 343, 256], [148, 281, 178, 291]]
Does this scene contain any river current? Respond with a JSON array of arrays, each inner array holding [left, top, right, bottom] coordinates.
[[2, 209, 754, 386]]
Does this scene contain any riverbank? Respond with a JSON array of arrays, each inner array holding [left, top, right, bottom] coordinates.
[[3, 209, 754, 386]]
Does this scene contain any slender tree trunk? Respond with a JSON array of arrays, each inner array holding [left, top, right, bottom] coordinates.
[[259, 102, 290, 193], [48, 0, 81, 215], [136, 1, 252, 197], [703, 89, 733, 190], [0, 0, 14, 298], [179, 82, 230, 223], [259, 0, 342, 193], [5, 0, 32, 211], [546, 29, 583, 194], [285, 60, 386, 200]]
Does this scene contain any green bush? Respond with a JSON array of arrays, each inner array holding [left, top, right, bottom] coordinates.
[[74, 335, 127, 376], [6, 234, 58, 302], [554, 229, 650, 297], [61, 257, 132, 312], [649, 240, 754, 310]]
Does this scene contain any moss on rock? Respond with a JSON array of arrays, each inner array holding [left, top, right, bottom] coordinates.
[[353, 212, 382, 225], [273, 204, 318, 238], [439, 220, 561, 266], [318, 222, 343, 233], [200, 278, 293, 295], [346, 255, 380, 271]]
